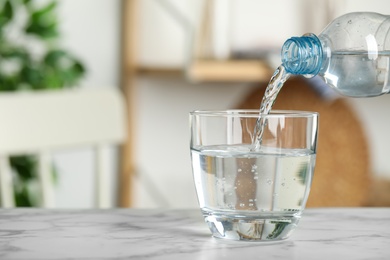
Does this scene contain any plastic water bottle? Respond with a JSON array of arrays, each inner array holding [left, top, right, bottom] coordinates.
[[281, 12, 390, 97]]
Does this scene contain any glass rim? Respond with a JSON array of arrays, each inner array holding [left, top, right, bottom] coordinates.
[[190, 109, 318, 118]]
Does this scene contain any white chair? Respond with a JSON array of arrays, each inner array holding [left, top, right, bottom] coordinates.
[[0, 88, 127, 208]]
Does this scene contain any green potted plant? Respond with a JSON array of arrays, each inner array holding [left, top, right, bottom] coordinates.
[[0, 0, 86, 206]]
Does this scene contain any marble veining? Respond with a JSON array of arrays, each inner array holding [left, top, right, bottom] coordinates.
[[0, 208, 389, 259]]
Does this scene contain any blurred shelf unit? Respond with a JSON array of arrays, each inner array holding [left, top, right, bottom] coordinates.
[[132, 0, 273, 83], [119, 0, 272, 207], [184, 0, 273, 83]]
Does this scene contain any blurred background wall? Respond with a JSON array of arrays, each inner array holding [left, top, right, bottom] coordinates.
[[52, 0, 121, 207], [52, 0, 390, 208]]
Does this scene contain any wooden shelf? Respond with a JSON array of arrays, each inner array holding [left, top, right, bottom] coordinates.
[[134, 60, 273, 83], [136, 67, 183, 77], [187, 60, 273, 82]]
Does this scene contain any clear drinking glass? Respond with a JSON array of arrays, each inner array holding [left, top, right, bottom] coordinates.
[[190, 110, 318, 241]]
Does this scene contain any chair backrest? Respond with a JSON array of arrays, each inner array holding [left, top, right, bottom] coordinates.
[[0, 88, 127, 208]]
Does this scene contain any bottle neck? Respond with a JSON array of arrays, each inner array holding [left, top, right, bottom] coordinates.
[[281, 34, 324, 77]]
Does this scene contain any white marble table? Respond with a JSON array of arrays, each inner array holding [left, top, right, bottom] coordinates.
[[0, 208, 389, 259]]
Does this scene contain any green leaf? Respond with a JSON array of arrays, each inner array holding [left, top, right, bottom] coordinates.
[[3, 1, 13, 20], [14, 184, 34, 207], [0, 46, 29, 61], [43, 68, 63, 89], [25, 1, 58, 39], [31, 1, 56, 22], [42, 50, 86, 87], [0, 73, 18, 91], [44, 49, 67, 67], [0, 0, 13, 27], [267, 221, 290, 240], [20, 65, 43, 89], [297, 163, 308, 185], [10, 155, 37, 181], [51, 165, 58, 184], [72, 62, 86, 76], [25, 21, 59, 39]]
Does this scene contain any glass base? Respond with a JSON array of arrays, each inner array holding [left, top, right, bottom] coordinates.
[[202, 210, 300, 241]]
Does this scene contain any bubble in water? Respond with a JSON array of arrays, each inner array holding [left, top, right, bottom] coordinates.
[[248, 203, 254, 207], [238, 168, 242, 173], [281, 183, 285, 187], [267, 179, 273, 185], [348, 20, 352, 24], [239, 203, 245, 207], [336, 22, 340, 27], [254, 176, 258, 180]]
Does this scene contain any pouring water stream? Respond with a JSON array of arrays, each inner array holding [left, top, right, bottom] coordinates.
[[252, 65, 291, 150]]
